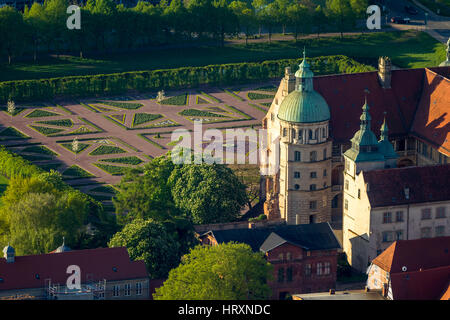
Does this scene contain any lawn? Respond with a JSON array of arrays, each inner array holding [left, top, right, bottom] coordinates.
[[0, 31, 444, 82]]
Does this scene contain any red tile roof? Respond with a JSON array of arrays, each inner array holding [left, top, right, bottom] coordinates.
[[312, 66, 449, 155], [441, 282, 450, 300], [372, 237, 450, 273], [411, 69, 450, 156], [390, 266, 450, 300], [0, 247, 148, 291], [362, 164, 450, 207]]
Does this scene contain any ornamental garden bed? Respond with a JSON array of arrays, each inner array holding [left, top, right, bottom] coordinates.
[[94, 163, 131, 176], [62, 165, 94, 179], [132, 113, 163, 127], [35, 119, 74, 128], [21, 145, 58, 156], [0, 127, 30, 140], [29, 125, 65, 136], [89, 145, 127, 156], [179, 109, 227, 118], [159, 93, 188, 106], [247, 92, 275, 100], [99, 156, 143, 165], [25, 109, 61, 118], [60, 142, 91, 154], [99, 101, 143, 110]]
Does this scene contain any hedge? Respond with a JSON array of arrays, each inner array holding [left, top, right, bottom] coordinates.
[[0, 55, 374, 103]]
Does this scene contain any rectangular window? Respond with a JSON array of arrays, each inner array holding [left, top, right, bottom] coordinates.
[[112, 285, 120, 297], [124, 283, 131, 296], [323, 148, 327, 160], [345, 180, 349, 190], [309, 184, 316, 191], [136, 282, 143, 296], [396, 230, 403, 241], [383, 212, 392, 224], [396, 211, 404, 222], [421, 208, 431, 220], [294, 171, 300, 179], [304, 264, 311, 277], [435, 226, 445, 237], [357, 189, 361, 199], [382, 231, 394, 242], [316, 262, 323, 275], [436, 207, 446, 219], [286, 267, 293, 282], [310, 172, 317, 178], [421, 227, 432, 238], [295, 151, 301, 162], [310, 201, 317, 209], [278, 268, 285, 283], [344, 199, 348, 210], [323, 169, 327, 177], [324, 262, 331, 275]]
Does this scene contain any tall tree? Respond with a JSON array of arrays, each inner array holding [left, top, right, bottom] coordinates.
[[23, 2, 46, 62], [287, 3, 311, 41], [153, 242, 273, 300], [229, 0, 256, 46], [326, 0, 354, 39], [0, 6, 27, 64]]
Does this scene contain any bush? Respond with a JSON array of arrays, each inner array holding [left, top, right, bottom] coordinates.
[[0, 56, 374, 103]]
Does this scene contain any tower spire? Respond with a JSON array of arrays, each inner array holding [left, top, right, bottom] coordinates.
[[380, 112, 389, 140]]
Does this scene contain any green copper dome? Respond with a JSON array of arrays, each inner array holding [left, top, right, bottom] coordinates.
[[278, 90, 331, 123], [278, 51, 330, 124]]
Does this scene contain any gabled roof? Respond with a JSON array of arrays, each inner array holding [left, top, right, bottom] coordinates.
[[362, 164, 450, 207], [372, 237, 450, 273], [203, 222, 341, 253], [411, 68, 450, 156], [0, 247, 148, 291]]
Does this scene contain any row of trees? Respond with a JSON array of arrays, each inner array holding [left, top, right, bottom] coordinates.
[[0, 0, 369, 64]]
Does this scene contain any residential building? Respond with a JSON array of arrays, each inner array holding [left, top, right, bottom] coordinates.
[[0, 244, 150, 300], [199, 222, 341, 300], [366, 237, 450, 300]]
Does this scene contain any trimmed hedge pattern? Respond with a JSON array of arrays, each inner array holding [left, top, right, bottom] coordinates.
[[0, 55, 374, 103]]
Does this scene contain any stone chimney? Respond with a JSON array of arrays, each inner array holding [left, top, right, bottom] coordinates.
[[284, 67, 296, 95], [378, 57, 392, 89], [3, 244, 15, 263]]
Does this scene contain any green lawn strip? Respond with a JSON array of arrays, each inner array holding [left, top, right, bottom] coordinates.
[[99, 156, 143, 165], [21, 145, 58, 156], [132, 113, 163, 127], [89, 145, 127, 156], [35, 119, 74, 128], [200, 92, 221, 103], [248, 103, 269, 112], [79, 102, 99, 113], [29, 125, 66, 136], [62, 165, 95, 179], [36, 162, 62, 172], [103, 114, 128, 130], [179, 109, 228, 118], [60, 142, 91, 154], [93, 163, 131, 176], [99, 101, 143, 110], [25, 109, 61, 118], [56, 104, 74, 115], [159, 93, 188, 106], [0, 127, 30, 140], [247, 92, 275, 100], [224, 105, 253, 120], [137, 134, 165, 149], [111, 113, 126, 124], [223, 89, 245, 101], [89, 184, 118, 194], [254, 85, 278, 92], [196, 95, 211, 104]]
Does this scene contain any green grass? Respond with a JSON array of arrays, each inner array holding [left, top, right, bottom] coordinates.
[[94, 163, 130, 176], [25, 109, 61, 118], [62, 165, 94, 178], [0, 31, 444, 82], [99, 101, 143, 110], [179, 109, 227, 118], [132, 113, 163, 127], [29, 125, 65, 136], [159, 94, 188, 106], [247, 92, 275, 100], [61, 142, 91, 154], [89, 145, 127, 156], [0, 127, 30, 139], [35, 119, 73, 127], [21, 145, 57, 156], [99, 156, 143, 165]]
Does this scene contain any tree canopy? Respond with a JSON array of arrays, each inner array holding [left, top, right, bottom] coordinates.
[[153, 242, 273, 300]]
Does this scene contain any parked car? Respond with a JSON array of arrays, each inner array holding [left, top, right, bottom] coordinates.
[[391, 16, 411, 24], [405, 5, 419, 15]]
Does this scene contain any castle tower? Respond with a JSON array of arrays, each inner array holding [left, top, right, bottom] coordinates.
[[378, 57, 392, 88], [274, 51, 332, 225]]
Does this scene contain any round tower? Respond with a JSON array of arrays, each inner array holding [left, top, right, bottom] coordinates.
[[276, 50, 332, 225]]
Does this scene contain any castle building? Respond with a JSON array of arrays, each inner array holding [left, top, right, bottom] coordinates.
[[261, 54, 450, 230]]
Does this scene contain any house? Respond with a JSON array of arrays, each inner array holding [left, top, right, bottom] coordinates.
[[199, 222, 341, 300], [0, 244, 150, 300], [343, 162, 450, 272], [366, 237, 450, 300]]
